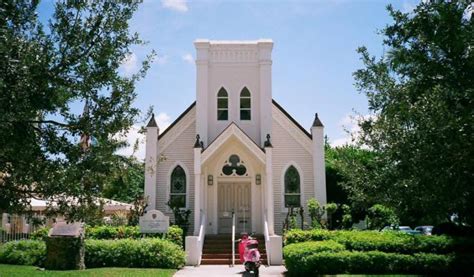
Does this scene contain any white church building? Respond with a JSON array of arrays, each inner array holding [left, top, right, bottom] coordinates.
[[143, 39, 326, 265]]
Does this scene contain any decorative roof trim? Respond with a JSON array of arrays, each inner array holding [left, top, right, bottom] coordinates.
[[158, 102, 196, 140], [272, 99, 312, 139], [201, 123, 265, 165]]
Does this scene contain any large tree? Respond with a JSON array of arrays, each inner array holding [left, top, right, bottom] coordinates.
[[353, 1, 473, 225], [0, 0, 153, 221]]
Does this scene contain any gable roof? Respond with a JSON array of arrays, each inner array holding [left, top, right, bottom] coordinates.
[[158, 101, 196, 140], [201, 122, 266, 165], [272, 99, 312, 139], [156, 99, 314, 142]]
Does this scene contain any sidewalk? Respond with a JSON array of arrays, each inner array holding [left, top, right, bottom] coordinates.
[[174, 265, 287, 276]]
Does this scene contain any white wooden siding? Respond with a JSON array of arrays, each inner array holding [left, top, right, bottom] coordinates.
[[271, 105, 314, 235]]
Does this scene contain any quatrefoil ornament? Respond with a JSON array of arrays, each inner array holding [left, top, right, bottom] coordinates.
[[222, 155, 247, 176]]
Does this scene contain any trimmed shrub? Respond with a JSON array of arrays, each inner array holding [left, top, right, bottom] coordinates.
[[284, 241, 345, 262], [85, 225, 183, 248], [284, 229, 474, 254], [0, 240, 46, 266], [85, 238, 185, 269], [284, 248, 474, 275], [284, 229, 335, 245]]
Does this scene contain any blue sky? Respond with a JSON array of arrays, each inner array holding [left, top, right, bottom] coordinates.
[[38, 0, 421, 159]]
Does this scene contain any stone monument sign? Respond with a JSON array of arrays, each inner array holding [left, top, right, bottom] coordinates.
[[139, 209, 169, 233], [45, 221, 85, 270]]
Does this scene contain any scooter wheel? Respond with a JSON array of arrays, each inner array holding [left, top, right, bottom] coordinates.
[[254, 268, 259, 277]]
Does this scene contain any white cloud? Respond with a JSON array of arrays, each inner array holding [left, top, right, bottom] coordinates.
[[155, 112, 172, 130], [161, 0, 188, 12], [116, 112, 172, 160], [182, 53, 194, 64], [330, 114, 375, 147], [120, 53, 138, 76]]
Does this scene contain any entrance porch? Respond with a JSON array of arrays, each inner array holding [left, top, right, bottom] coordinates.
[[185, 124, 282, 265]]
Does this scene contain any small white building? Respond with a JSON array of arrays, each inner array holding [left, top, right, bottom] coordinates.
[[144, 39, 326, 265]]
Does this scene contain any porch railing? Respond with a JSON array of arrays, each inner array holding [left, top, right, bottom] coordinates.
[[231, 211, 236, 267], [263, 213, 271, 265], [197, 209, 206, 265]]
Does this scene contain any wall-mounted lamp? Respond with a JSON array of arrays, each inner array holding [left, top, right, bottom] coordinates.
[[256, 174, 261, 185], [208, 175, 213, 186]]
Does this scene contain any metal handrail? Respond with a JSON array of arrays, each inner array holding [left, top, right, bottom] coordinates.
[[263, 213, 271, 265], [197, 210, 206, 265], [231, 211, 236, 267]]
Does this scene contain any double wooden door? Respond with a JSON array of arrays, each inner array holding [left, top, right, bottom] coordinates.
[[217, 182, 251, 234]]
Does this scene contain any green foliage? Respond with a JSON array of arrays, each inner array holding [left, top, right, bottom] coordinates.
[[325, 202, 338, 229], [0, 240, 46, 266], [283, 241, 345, 261], [30, 227, 50, 241], [366, 204, 399, 230], [0, 238, 185, 269], [352, 1, 474, 225], [284, 229, 474, 254], [0, 0, 154, 220], [85, 238, 185, 269], [284, 249, 472, 275], [128, 196, 148, 226], [166, 201, 191, 236], [284, 229, 335, 245], [341, 204, 353, 229], [102, 156, 145, 203], [85, 225, 183, 248], [307, 198, 325, 229]]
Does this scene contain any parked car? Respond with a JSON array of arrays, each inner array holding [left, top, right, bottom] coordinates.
[[415, 225, 434, 235], [382, 225, 421, 235]]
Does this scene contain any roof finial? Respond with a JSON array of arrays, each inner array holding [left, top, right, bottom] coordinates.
[[312, 112, 324, 127], [194, 134, 201, 148], [264, 134, 272, 148], [146, 113, 158, 127]]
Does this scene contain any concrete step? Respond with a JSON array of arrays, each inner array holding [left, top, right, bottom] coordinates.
[[202, 253, 267, 260], [200, 258, 268, 265]]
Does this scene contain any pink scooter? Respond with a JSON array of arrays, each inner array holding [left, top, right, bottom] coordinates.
[[238, 233, 261, 276]]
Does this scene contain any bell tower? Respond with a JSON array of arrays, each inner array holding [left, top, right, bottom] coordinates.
[[194, 39, 273, 148]]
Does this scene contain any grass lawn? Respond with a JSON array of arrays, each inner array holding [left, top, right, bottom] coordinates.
[[0, 264, 176, 277]]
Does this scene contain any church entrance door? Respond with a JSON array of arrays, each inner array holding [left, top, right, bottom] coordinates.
[[217, 182, 251, 234]]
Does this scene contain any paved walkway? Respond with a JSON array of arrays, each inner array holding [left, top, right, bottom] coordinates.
[[174, 265, 287, 276]]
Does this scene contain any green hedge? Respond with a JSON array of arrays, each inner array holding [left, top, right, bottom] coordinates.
[[85, 238, 185, 269], [284, 249, 474, 275], [31, 225, 183, 248], [284, 229, 474, 254], [85, 225, 183, 248], [0, 238, 185, 269], [0, 240, 46, 266]]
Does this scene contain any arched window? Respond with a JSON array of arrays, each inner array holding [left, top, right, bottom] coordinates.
[[284, 166, 301, 207], [217, 88, 228, 121], [170, 165, 186, 208], [240, 87, 251, 120]]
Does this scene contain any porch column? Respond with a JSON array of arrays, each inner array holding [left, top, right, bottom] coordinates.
[[264, 135, 275, 235], [193, 135, 202, 235]]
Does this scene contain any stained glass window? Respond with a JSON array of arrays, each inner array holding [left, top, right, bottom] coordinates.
[[284, 165, 301, 207], [170, 165, 186, 208], [222, 155, 247, 176]]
